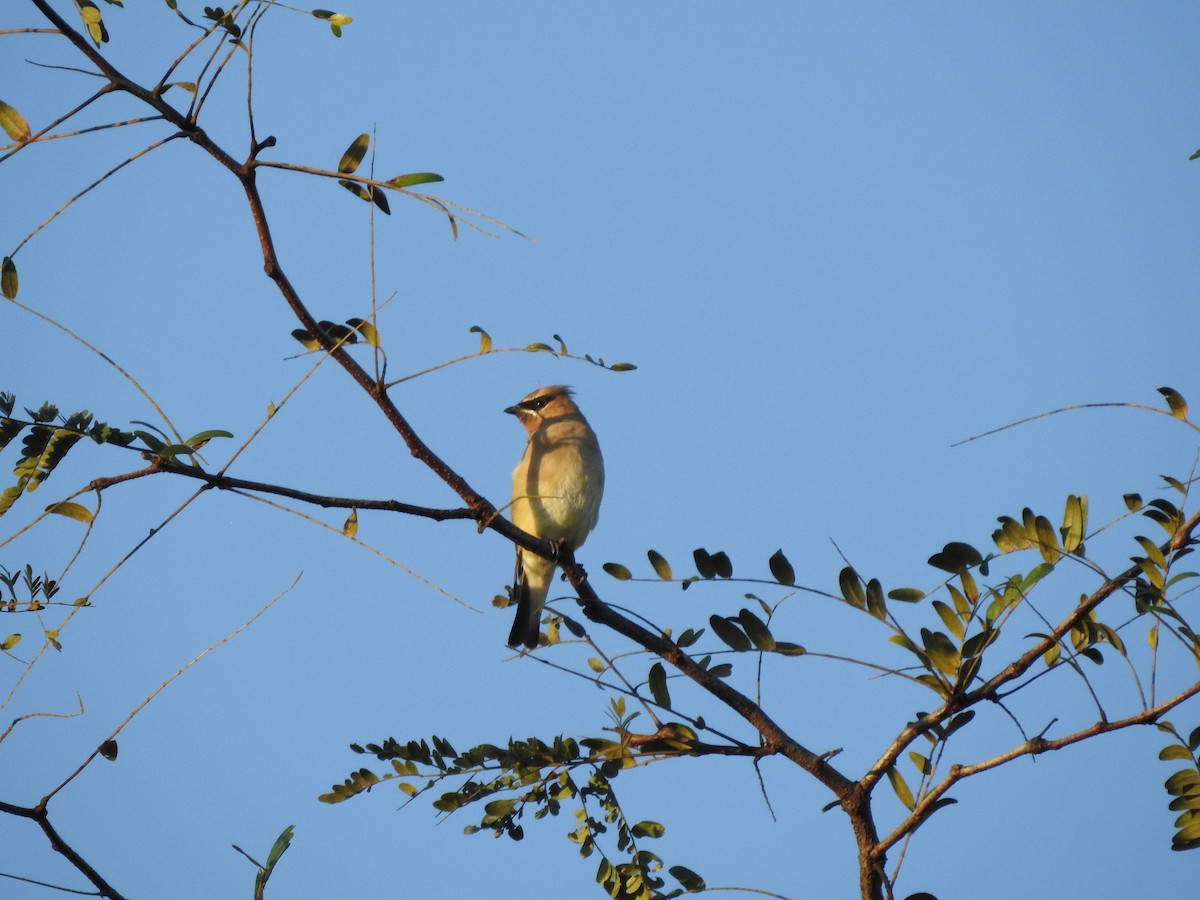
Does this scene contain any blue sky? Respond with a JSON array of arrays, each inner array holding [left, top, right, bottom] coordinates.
[[2, 3, 1199, 898]]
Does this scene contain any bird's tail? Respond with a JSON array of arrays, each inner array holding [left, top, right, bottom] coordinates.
[[507, 551, 550, 649]]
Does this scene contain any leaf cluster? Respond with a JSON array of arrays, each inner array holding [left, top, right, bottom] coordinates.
[[323, 722, 705, 899]]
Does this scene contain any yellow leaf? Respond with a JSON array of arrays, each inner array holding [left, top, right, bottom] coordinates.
[[343, 508, 358, 538], [45, 500, 94, 523], [0, 101, 31, 143]]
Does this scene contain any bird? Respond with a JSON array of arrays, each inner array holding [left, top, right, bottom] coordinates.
[[505, 385, 604, 649]]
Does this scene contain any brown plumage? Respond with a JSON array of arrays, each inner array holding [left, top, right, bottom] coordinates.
[[505, 386, 604, 649]]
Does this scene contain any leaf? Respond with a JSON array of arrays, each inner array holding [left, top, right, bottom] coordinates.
[[370, 186, 391, 215], [932, 600, 964, 639], [0, 633, 20, 651], [669, 865, 706, 892], [928, 541, 982, 573], [708, 615, 751, 652], [45, 500, 94, 524], [98, 739, 118, 761], [1, 257, 16, 300], [291, 328, 320, 351], [608, 362, 638, 372], [908, 750, 932, 776], [768, 549, 795, 585], [76, 0, 108, 46], [737, 608, 776, 651], [886, 766, 916, 810], [1060, 494, 1087, 554], [709, 551, 732, 579], [693, 548, 716, 579], [469, 325, 493, 354], [838, 566, 865, 609], [0, 101, 31, 143], [865, 578, 887, 619], [628, 820, 665, 841], [389, 172, 445, 188], [184, 429, 234, 449], [342, 508, 358, 538], [1034, 515, 1060, 564], [647, 662, 670, 708], [1160, 745, 1194, 762], [338, 179, 370, 201], [602, 562, 632, 581], [338, 133, 370, 174], [647, 550, 672, 580], [773, 641, 806, 656], [345, 318, 380, 347], [1124, 493, 1143, 512], [888, 587, 926, 603], [1158, 386, 1188, 420]]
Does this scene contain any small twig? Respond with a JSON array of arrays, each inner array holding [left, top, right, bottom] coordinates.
[[42, 573, 300, 804], [953, 400, 1200, 447]]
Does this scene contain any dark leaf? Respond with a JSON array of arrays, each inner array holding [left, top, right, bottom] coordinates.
[[768, 549, 795, 585], [708, 615, 751, 652]]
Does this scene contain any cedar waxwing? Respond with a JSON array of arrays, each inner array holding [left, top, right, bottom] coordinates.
[[505, 385, 604, 649]]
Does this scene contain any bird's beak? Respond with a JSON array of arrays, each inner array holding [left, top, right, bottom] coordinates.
[[504, 404, 521, 416]]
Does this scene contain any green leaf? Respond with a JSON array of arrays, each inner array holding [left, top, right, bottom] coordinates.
[[886, 766, 916, 810], [1158, 386, 1189, 420], [608, 362, 638, 372], [647, 550, 672, 580], [888, 587, 926, 603], [345, 318, 380, 347], [338, 179, 370, 202], [1034, 515, 1060, 564], [768, 549, 795, 585], [709, 551, 732, 579], [708, 615, 751, 651], [1124, 493, 1143, 512], [1060, 494, 1086, 554], [45, 500, 94, 524], [838, 566, 866, 609], [469, 325, 493, 353], [602, 562, 632, 581], [184, 429, 234, 448], [0, 101, 31, 143], [908, 750, 932, 775], [1160, 745, 1194, 762], [389, 172, 445, 188], [928, 541, 983, 573], [338, 133, 370, 174], [1, 257, 16, 300], [631, 820, 664, 839], [932, 600, 964, 639], [865, 578, 887, 619], [773, 641, 806, 656], [669, 865, 706, 892], [647, 662, 670, 708], [737, 608, 776, 651]]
